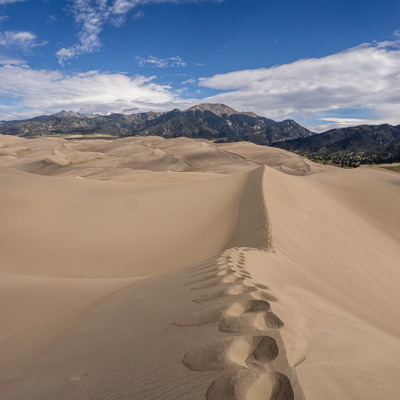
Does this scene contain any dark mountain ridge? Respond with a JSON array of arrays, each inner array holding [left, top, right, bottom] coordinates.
[[273, 124, 400, 166], [0, 104, 314, 145]]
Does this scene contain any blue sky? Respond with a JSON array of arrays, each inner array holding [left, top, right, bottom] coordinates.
[[1, 0, 400, 131]]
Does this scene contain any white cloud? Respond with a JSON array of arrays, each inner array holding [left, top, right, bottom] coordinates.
[[57, 0, 105, 64], [111, 0, 139, 14], [57, 0, 222, 64], [319, 117, 374, 126], [0, 0, 26, 4], [136, 55, 186, 68], [0, 52, 24, 64], [199, 40, 400, 128], [0, 65, 195, 119], [180, 78, 196, 85], [0, 31, 33, 47], [47, 15, 57, 24], [309, 117, 383, 133], [0, 30, 47, 49], [133, 10, 144, 18]]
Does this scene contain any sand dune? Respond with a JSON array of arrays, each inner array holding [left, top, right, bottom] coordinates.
[[0, 135, 320, 181], [0, 273, 142, 384], [0, 166, 246, 278], [216, 141, 332, 175], [1, 134, 400, 399]]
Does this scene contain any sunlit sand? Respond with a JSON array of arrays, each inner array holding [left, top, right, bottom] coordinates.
[[1, 134, 399, 399]]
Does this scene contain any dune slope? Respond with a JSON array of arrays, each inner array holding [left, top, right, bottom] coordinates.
[[0, 166, 246, 278], [2, 166, 305, 400], [1, 135, 400, 400]]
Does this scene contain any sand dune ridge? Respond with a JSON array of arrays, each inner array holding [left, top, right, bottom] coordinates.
[[173, 167, 302, 399]]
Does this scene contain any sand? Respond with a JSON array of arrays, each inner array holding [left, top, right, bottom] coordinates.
[[1, 134, 399, 399]]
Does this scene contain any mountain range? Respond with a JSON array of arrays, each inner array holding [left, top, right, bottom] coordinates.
[[0, 103, 313, 145], [1, 103, 400, 166], [273, 124, 400, 166]]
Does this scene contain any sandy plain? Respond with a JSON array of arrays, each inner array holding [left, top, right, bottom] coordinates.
[[1, 133, 399, 399]]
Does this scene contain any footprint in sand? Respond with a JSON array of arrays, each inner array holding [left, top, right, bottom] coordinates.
[[183, 335, 279, 372], [192, 284, 258, 303], [190, 266, 227, 277], [255, 283, 269, 290], [174, 299, 282, 332], [219, 310, 283, 333], [206, 369, 294, 400], [177, 246, 294, 400], [175, 300, 269, 327], [189, 275, 245, 290], [186, 268, 236, 284]]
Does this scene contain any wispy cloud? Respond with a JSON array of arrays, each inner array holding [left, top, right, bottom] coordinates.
[[56, 0, 105, 64], [199, 39, 400, 129], [136, 55, 186, 68], [0, 0, 27, 4], [0, 52, 24, 64], [310, 117, 381, 133], [0, 31, 33, 47], [133, 10, 144, 18], [0, 65, 194, 119], [47, 15, 57, 24], [319, 117, 374, 126], [57, 0, 222, 64], [180, 78, 196, 85], [0, 30, 47, 49]]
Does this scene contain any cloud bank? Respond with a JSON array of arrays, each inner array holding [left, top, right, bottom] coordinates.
[[199, 40, 400, 129], [0, 65, 191, 119]]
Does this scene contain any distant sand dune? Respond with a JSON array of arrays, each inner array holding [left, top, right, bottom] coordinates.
[[216, 141, 332, 176]]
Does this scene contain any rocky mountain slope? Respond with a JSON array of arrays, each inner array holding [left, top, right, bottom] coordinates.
[[0, 104, 313, 145], [273, 124, 400, 166]]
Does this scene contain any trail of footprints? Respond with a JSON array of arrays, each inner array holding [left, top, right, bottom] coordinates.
[[174, 248, 294, 400]]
